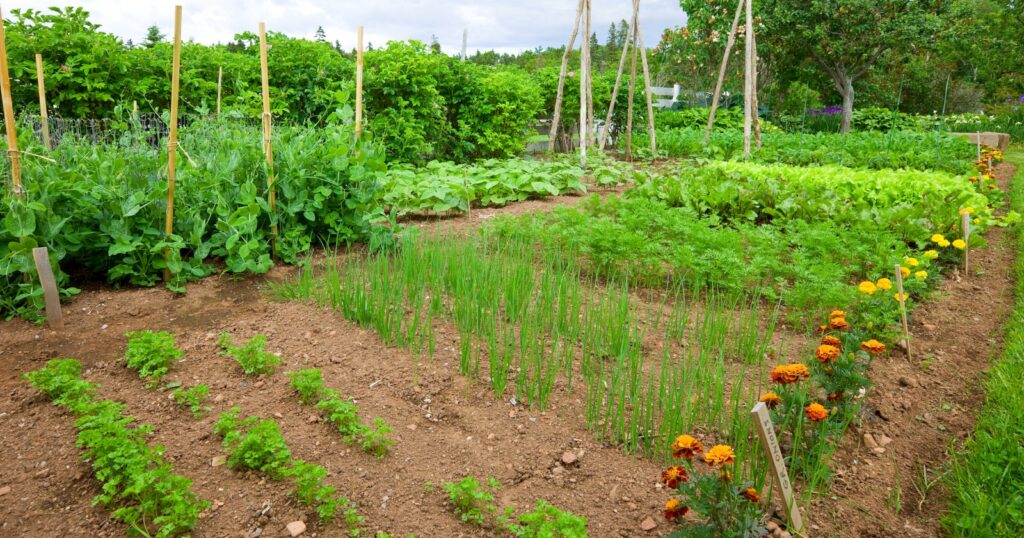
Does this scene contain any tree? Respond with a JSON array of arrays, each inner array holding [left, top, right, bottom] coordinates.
[[314, 26, 326, 42], [142, 24, 165, 48]]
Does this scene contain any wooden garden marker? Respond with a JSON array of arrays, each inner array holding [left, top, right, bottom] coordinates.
[[0, 8, 23, 198], [751, 402, 804, 534], [962, 212, 971, 276], [35, 54, 51, 150], [894, 263, 911, 361], [32, 247, 63, 330], [258, 22, 278, 255], [216, 65, 223, 116], [355, 26, 364, 138], [163, 5, 183, 283]]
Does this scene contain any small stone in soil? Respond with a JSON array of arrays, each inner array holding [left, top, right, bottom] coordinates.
[[863, 434, 879, 450], [0, 485, 10, 496], [561, 451, 578, 466], [286, 520, 306, 536], [877, 434, 893, 447], [211, 456, 227, 467], [640, 516, 657, 531], [898, 376, 918, 388]]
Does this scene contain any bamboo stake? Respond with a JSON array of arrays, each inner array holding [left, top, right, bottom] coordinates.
[[962, 212, 971, 277], [894, 264, 911, 361], [549, 0, 584, 151], [598, 8, 635, 150], [976, 131, 981, 163], [163, 5, 183, 282], [35, 54, 51, 150], [461, 29, 467, 61], [751, 28, 762, 148], [216, 65, 222, 116], [742, 0, 754, 158], [706, 0, 744, 144], [624, 0, 639, 162], [0, 8, 22, 198], [637, 29, 656, 155], [132, 100, 139, 122], [585, 2, 595, 149], [579, 0, 590, 167], [355, 26, 364, 138], [259, 22, 278, 255]]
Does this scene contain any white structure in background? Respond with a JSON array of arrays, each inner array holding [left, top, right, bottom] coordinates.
[[651, 83, 681, 108]]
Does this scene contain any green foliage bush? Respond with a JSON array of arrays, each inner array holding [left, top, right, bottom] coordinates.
[[218, 333, 281, 376], [123, 330, 184, 383]]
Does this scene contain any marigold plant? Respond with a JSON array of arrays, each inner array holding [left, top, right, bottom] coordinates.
[[858, 280, 877, 294], [815, 344, 841, 363], [760, 392, 782, 409], [860, 339, 886, 355], [805, 402, 829, 422], [672, 434, 703, 460], [876, 277, 893, 290], [703, 445, 736, 467], [770, 363, 810, 384]]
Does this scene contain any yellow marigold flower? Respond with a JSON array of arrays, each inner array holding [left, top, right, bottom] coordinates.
[[953, 239, 966, 250], [860, 339, 886, 355], [939, 239, 951, 248], [959, 207, 974, 216], [894, 292, 909, 302], [829, 317, 849, 330], [924, 250, 938, 260], [770, 363, 810, 384], [901, 266, 911, 278], [672, 434, 703, 460], [741, 486, 759, 503], [815, 344, 841, 363], [974, 218, 980, 225], [915, 270, 928, 280], [703, 444, 736, 467], [858, 281, 877, 294], [805, 403, 828, 422], [931, 233, 946, 244], [829, 309, 846, 321], [905, 257, 919, 267], [664, 498, 688, 521], [876, 278, 893, 290], [821, 335, 842, 348], [759, 392, 782, 409]]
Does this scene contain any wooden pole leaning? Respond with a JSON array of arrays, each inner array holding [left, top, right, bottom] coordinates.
[[549, 0, 584, 151], [35, 54, 51, 150], [624, 0, 639, 162], [895, 264, 911, 361], [216, 65, 223, 117], [598, 8, 635, 150], [258, 22, 278, 256], [163, 5, 183, 282], [355, 26, 364, 138], [0, 9, 23, 198], [706, 0, 744, 144], [742, 0, 754, 158], [579, 0, 590, 167], [637, 29, 656, 155]]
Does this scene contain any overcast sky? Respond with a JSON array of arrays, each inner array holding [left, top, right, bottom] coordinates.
[[3, 1, 687, 54]]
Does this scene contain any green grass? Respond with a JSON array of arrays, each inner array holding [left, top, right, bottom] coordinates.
[[944, 146, 1024, 536]]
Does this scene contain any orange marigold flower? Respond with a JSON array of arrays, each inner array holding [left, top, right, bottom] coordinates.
[[741, 486, 760, 503], [805, 403, 829, 422], [672, 434, 703, 460], [829, 317, 849, 330], [703, 444, 736, 467], [661, 466, 688, 488], [815, 344, 841, 363], [821, 335, 842, 348], [860, 339, 886, 355], [760, 391, 782, 409], [829, 309, 846, 321], [664, 498, 688, 521], [770, 363, 810, 385]]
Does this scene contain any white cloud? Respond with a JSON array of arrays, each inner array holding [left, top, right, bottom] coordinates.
[[3, 0, 685, 54]]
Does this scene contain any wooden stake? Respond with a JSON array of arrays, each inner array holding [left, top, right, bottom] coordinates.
[[0, 8, 23, 198], [706, 0, 744, 144], [976, 132, 981, 163], [895, 264, 911, 361], [461, 29, 467, 61], [132, 100, 139, 122], [163, 5, 183, 283], [579, 0, 590, 167], [598, 8, 635, 150], [549, 0, 584, 151], [637, 28, 656, 155], [355, 26, 364, 138], [751, 29, 762, 148], [962, 212, 971, 277], [259, 22, 278, 255], [32, 247, 63, 330], [35, 54, 51, 150], [743, 0, 754, 158], [752, 402, 804, 534], [624, 0, 639, 162], [216, 65, 223, 116]]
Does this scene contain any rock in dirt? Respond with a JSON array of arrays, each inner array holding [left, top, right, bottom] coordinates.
[[898, 376, 918, 388], [561, 451, 578, 466], [877, 434, 893, 447], [34, 468, 49, 479], [286, 520, 306, 536], [0, 485, 10, 496], [640, 517, 657, 531], [872, 447, 886, 455], [211, 456, 226, 467], [863, 434, 879, 450]]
